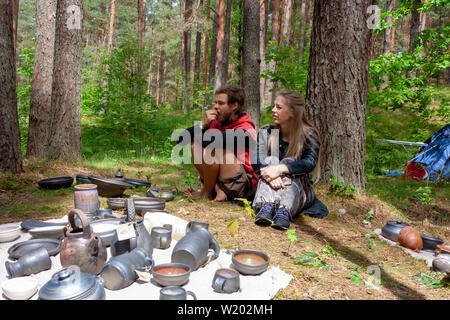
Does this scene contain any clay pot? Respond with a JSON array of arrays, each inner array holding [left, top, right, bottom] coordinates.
[[60, 209, 107, 275], [398, 226, 423, 252]]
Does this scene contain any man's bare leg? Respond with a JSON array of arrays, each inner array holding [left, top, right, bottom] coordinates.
[[212, 149, 241, 202]]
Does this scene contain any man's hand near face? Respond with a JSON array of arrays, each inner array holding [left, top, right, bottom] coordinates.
[[201, 109, 218, 128]]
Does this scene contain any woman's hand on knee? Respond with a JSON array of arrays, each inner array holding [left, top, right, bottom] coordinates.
[[269, 177, 285, 190], [261, 164, 290, 182]]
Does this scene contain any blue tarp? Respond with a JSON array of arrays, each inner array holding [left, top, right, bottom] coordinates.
[[411, 123, 450, 181]]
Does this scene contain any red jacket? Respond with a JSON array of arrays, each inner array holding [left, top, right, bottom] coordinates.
[[209, 112, 258, 187]]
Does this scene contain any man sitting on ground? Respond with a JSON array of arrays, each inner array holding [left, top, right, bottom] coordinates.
[[176, 85, 258, 202]]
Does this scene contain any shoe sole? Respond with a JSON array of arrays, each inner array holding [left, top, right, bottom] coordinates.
[[255, 217, 273, 226], [271, 223, 289, 230]]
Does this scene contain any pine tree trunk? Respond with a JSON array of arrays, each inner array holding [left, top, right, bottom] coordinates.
[[299, 0, 306, 54], [305, 0, 373, 192], [156, 45, 162, 106], [222, 0, 232, 81], [409, 0, 421, 55], [27, 0, 57, 158], [202, 0, 210, 90], [0, 0, 22, 173], [193, 0, 203, 88], [280, 0, 292, 47], [264, 0, 281, 106], [302, 0, 312, 55], [383, 0, 395, 54], [107, 0, 115, 54], [242, 0, 260, 131], [12, 0, 19, 53], [46, 0, 83, 161], [183, 0, 192, 111], [207, 0, 220, 102], [137, 0, 146, 75], [289, 0, 298, 48], [214, 0, 226, 90], [260, 0, 268, 110]]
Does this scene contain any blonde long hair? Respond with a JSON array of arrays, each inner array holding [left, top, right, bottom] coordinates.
[[267, 89, 321, 183]]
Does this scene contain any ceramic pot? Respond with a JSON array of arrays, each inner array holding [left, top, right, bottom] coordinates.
[[420, 235, 444, 252], [110, 199, 153, 257], [5, 246, 52, 278], [60, 209, 107, 275], [171, 222, 220, 271], [100, 247, 154, 290], [39, 266, 105, 300], [212, 268, 240, 293], [398, 226, 423, 252], [151, 226, 172, 249], [381, 220, 410, 242], [159, 286, 197, 300], [74, 184, 99, 214]]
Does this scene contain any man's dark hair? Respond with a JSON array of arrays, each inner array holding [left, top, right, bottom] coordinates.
[[215, 85, 245, 111]]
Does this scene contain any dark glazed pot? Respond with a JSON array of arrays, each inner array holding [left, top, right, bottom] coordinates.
[[110, 199, 153, 257], [6, 246, 52, 278], [100, 247, 154, 290], [60, 209, 107, 275], [421, 235, 444, 252], [381, 221, 410, 242], [146, 188, 175, 201], [39, 266, 105, 300], [88, 175, 132, 197], [171, 222, 220, 271]]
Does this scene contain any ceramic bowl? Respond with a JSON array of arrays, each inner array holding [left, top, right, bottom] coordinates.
[[146, 188, 175, 201], [38, 176, 73, 189], [152, 263, 191, 287], [28, 226, 65, 239], [231, 249, 270, 275], [2, 276, 39, 300], [0, 224, 21, 243]]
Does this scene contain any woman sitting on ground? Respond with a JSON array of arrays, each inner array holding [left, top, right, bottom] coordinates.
[[252, 89, 329, 230]]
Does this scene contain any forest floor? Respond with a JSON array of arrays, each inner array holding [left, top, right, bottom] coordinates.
[[0, 158, 448, 300]]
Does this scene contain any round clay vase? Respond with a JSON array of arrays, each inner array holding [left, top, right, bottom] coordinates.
[[398, 226, 423, 252]]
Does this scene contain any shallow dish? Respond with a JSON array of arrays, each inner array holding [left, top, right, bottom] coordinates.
[[8, 238, 62, 260], [0, 224, 21, 243], [231, 249, 270, 275], [2, 276, 39, 300], [38, 176, 73, 189], [152, 263, 191, 287], [28, 226, 66, 239], [88, 175, 132, 197]]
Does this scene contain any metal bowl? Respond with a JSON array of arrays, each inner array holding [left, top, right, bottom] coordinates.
[[231, 249, 270, 275], [152, 263, 191, 287]]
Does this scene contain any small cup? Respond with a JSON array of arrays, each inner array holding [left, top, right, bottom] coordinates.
[[151, 226, 172, 249], [159, 286, 197, 300], [212, 268, 240, 294]]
